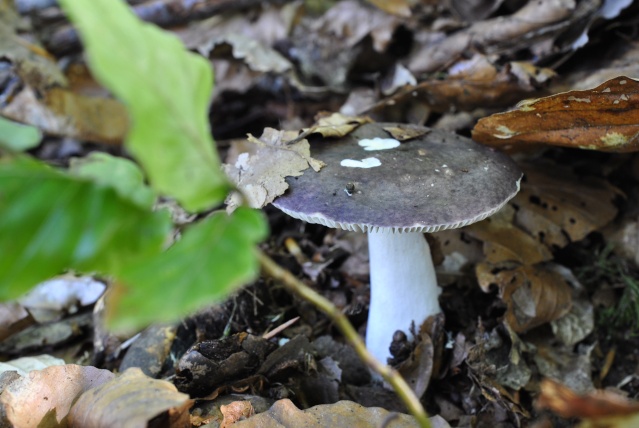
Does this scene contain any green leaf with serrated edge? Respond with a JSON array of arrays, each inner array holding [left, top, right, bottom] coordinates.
[[57, 0, 229, 212], [108, 208, 268, 332], [0, 158, 171, 300], [0, 117, 41, 151], [70, 152, 155, 209]]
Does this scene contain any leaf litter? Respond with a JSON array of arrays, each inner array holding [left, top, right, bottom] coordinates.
[[3, 0, 639, 426]]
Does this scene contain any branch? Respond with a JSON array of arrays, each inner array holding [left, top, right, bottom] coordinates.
[[257, 250, 432, 428]]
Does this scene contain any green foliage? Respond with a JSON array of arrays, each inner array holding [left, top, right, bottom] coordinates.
[[0, 0, 268, 331], [0, 157, 171, 300], [0, 117, 41, 151], [69, 152, 156, 209], [57, 0, 229, 213], [109, 208, 268, 331]]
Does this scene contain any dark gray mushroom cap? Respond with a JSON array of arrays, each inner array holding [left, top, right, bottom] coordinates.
[[272, 123, 522, 233]]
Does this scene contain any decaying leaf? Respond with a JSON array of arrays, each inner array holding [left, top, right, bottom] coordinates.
[[537, 378, 639, 421], [477, 263, 572, 332], [0, 302, 33, 341], [69, 367, 193, 428], [466, 204, 552, 266], [408, 0, 575, 74], [473, 76, 639, 152], [234, 398, 426, 428], [305, 113, 372, 139], [365, 0, 411, 17], [220, 400, 254, 428], [513, 163, 619, 248], [224, 128, 325, 210], [0, 364, 114, 428], [0, 354, 65, 376], [371, 56, 555, 114], [1, 86, 128, 145]]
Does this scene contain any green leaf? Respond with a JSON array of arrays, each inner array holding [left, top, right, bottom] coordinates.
[[0, 117, 42, 151], [69, 152, 156, 209], [0, 158, 171, 299], [57, 0, 229, 212], [108, 207, 268, 332]]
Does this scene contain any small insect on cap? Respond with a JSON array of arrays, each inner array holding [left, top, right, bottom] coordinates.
[[272, 122, 522, 233]]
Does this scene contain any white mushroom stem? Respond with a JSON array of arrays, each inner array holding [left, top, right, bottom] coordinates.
[[366, 231, 441, 365]]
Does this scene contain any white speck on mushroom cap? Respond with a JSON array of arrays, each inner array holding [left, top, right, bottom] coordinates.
[[340, 157, 381, 168], [358, 138, 401, 151]]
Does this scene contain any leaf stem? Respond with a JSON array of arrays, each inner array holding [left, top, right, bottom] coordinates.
[[257, 250, 432, 428]]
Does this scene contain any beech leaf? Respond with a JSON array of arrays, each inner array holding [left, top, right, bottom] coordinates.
[[58, 0, 229, 212], [473, 76, 639, 152]]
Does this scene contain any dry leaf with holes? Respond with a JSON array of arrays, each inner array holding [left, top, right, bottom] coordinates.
[[513, 163, 619, 249], [224, 128, 325, 210], [537, 378, 639, 425], [473, 76, 639, 152]]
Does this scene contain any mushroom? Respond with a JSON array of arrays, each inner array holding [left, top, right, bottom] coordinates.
[[272, 122, 522, 364]]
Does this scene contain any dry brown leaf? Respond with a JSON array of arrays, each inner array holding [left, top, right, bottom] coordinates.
[[473, 76, 639, 152], [477, 264, 572, 332], [537, 378, 639, 420], [305, 113, 372, 138], [466, 205, 553, 265], [0, 302, 33, 341], [513, 163, 619, 248], [0, 364, 114, 428], [382, 124, 430, 141], [408, 0, 575, 73], [234, 399, 425, 427], [365, 0, 411, 18], [223, 128, 325, 210], [69, 367, 193, 428], [1, 86, 128, 145], [220, 401, 255, 428], [372, 57, 554, 114]]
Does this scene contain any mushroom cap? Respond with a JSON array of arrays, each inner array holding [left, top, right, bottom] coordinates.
[[272, 123, 522, 233]]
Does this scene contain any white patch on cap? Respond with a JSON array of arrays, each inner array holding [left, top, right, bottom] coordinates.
[[358, 138, 400, 151], [340, 157, 382, 168]]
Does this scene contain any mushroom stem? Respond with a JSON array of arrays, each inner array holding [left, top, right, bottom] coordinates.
[[366, 231, 441, 365]]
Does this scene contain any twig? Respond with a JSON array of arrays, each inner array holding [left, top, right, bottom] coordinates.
[[262, 316, 300, 340], [257, 250, 432, 428]]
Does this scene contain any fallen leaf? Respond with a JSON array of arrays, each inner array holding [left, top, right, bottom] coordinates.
[[473, 76, 639, 152], [234, 398, 428, 427], [537, 378, 639, 420], [224, 128, 325, 209], [0, 302, 33, 341], [0, 364, 114, 428], [0, 355, 65, 376], [513, 163, 619, 248], [69, 367, 193, 428], [306, 113, 372, 139], [220, 401, 254, 428], [477, 263, 572, 332], [372, 56, 555, 114], [408, 0, 575, 73], [466, 204, 553, 266], [365, 0, 411, 17], [1, 86, 128, 145]]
